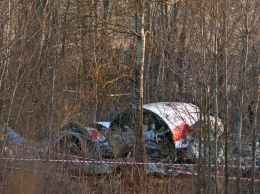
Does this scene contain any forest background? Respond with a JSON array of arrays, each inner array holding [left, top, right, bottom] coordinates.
[[0, 0, 259, 194]]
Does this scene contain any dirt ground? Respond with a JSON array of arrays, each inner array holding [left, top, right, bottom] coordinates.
[[1, 159, 260, 194], [1, 136, 260, 194]]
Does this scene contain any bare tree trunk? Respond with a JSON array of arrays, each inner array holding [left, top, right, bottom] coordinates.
[[223, 1, 229, 192], [93, 0, 98, 122], [86, 0, 99, 123], [250, 52, 259, 194], [223, 52, 230, 192], [61, 0, 70, 58], [145, 0, 152, 103], [103, 0, 109, 21], [198, 1, 206, 192], [155, 4, 166, 100], [236, 1, 249, 193], [206, 85, 212, 192], [38, 0, 49, 65], [48, 1, 63, 155], [197, 103, 203, 194], [176, 2, 188, 101], [134, 0, 146, 185], [213, 0, 219, 193], [172, 1, 179, 38], [0, 1, 13, 155], [1, 0, 13, 123]]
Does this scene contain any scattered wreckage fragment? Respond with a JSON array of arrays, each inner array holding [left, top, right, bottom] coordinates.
[[53, 121, 113, 158], [0, 124, 24, 157], [0, 123, 24, 145]]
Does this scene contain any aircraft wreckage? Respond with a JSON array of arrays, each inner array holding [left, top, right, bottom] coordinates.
[[2, 102, 259, 176], [53, 102, 225, 175]]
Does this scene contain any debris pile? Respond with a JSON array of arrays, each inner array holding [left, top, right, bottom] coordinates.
[[53, 102, 226, 176], [2, 102, 259, 178]]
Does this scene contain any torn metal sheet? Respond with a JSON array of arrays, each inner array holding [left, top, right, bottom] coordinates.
[[143, 102, 224, 149], [143, 102, 200, 128], [54, 122, 113, 158], [110, 102, 224, 163], [88, 122, 111, 139], [92, 122, 111, 129], [85, 127, 106, 142], [0, 124, 24, 145], [146, 163, 168, 176]]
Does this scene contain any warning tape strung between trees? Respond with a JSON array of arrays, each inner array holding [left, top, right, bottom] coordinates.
[[0, 156, 258, 169], [173, 170, 260, 182], [16, 142, 258, 169], [1, 157, 260, 182]]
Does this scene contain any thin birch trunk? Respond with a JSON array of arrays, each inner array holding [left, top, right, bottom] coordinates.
[[92, 0, 98, 122], [223, 1, 229, 193], [213, 1, 220, 193], [250, 54, 259, 194], [0, 0, 12, 156], [131, 1, 147, 190], [198, 1, 206, 192], [206, 85, 212, 192], [236, 1, 249, 193], [38, 0, 49, 64], [145, 0, 152, 103], [197, 102, 203, 194], [155, 5, 166, 100], [1, 0, 13, 122], [134, 1, 146, 182], [176, 3, 188, 101]]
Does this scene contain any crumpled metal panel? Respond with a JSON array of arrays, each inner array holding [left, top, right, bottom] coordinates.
[[143, 102, 199, 148], [86, 127, 106, 142], [93, 122, 111, 129], [143, 102, 200, 128], [143, 102, 223, 149], [1, 124, 24, 145]]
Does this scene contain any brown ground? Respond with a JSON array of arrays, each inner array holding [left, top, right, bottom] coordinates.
[[1, 138, 260, 194], [1, 158, 260, 194]]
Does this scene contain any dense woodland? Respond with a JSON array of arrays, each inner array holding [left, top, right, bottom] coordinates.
[[0, 0, 259, 193]]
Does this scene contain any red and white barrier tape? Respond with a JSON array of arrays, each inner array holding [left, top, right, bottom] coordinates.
[[1, 157, 260, 182], [15, 143, 258, 169], [0, 157, 258, 169], [21, 144, 259, 169], [174, 170, 260, 182]]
